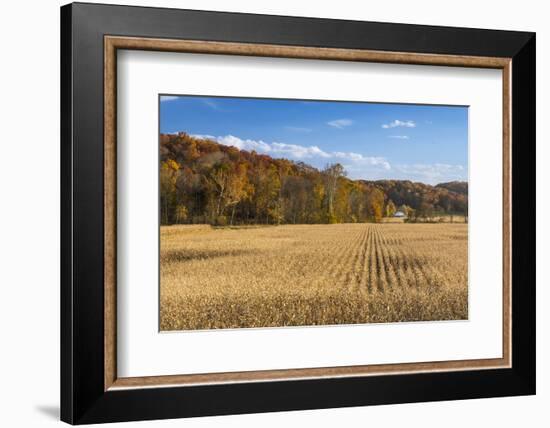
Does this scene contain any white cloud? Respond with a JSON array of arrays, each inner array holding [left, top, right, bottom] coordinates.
[[190, 134, 465, 184], [192, 134, 389, 171], [160, 95, 179, 102], [191, 134, 216, 141], [327, 119, 353, 129], [393, 163, 466, 184], [388, 135, 409, 140], [382, 119, 416, 129]]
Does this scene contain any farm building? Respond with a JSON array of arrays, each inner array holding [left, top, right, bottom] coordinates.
[[393, 211, 406, 218]]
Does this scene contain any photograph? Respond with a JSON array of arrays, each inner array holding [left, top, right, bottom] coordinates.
[[56, 3, 536, 424], [159, 95, 469, 331]]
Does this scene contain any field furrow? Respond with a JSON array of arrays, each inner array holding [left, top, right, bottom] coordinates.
[[324, 226, 364, 289], [376, 226, 395, 290], [367, 226, 377, 293], [348, 226, 369, 293]]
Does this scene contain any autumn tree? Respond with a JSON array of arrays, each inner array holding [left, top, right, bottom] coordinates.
[[174, 204, 188, 223], [283, 176, 309, 223], [347, 183, 367, 223], [322, 163, 346, 223], [274, 160, 293, 225], [176, 167, 204, 222], [399, 204, 413, 217], [160, 159, 180, 224], [385, 199, 396, 218], [366, 187, 385, 223], [252, 164, 280, 224], [225, 163, 250, 225]]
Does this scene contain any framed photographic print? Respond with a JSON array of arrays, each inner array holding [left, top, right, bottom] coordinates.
[[60, 2, 536, 424]]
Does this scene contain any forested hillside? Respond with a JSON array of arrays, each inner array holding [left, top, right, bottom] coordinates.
[[435, 181, 468, 196], [160, 132, 468, 225], [366, 180, 467, 220]]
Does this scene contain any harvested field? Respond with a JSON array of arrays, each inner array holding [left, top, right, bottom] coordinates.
[[160, 223, 468, 330]]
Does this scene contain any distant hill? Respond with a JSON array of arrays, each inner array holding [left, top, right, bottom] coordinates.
[[160, 132, 467, 225], [363, 180, 468, 215], [436, 181, 468, 196]]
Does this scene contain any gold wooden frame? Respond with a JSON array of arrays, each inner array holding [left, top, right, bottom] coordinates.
[[104, 36, 512, 391]]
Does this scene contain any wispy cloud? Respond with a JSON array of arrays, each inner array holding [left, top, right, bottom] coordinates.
[[393, 163, 466, 183], [192, 134, 390, 171], [388, 135, 409, 140], [382, 119, 416, 129], [201, 99, 224, 110], [160, 95, 179, 102], [284, 126, 312, 133], [191, 134, 465, 184], [327, 119, 353, 129]]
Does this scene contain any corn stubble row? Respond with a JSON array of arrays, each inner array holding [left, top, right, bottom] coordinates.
[[160, 223, 468, 330]]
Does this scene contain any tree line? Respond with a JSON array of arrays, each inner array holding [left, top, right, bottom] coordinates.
[[160, 133, 468, 226]]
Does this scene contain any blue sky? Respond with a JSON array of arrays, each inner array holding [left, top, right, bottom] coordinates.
[[160, 95, 468, 185]]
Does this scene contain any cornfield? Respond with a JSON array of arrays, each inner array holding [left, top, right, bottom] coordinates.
[[160, 223, 468, 331]]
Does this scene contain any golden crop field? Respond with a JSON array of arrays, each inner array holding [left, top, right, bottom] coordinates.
[[160, 223, 468, 331]]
